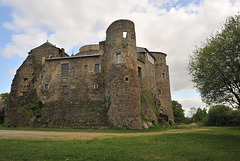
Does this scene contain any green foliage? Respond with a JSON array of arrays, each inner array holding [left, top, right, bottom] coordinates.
[[0, 92, 9, 104], [17, 106, 33, 121], [192, 107, 207, 123], [140, 92, 154, 106], [172, 100, 185, 123], [205, 105, 240, 126], [33, 95, 39, 104], [188, 14, 240, 108], [0, 127, 240, 160], [25, 103, 37, 111]]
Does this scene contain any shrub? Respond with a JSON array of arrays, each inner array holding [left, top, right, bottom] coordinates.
[[205, 105, 240, 126]]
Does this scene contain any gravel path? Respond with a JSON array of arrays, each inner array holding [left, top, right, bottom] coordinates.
[[0, 128, 208, 140]]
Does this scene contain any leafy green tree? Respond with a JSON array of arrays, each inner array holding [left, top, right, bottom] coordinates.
[[193, 107, 207, 123], [172, 100, 185, 123], [205, 105, 232, 126], [0, 93, 9, 104], [188, 14, 240, 108]]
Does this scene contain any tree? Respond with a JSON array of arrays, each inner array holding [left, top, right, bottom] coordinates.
[[192, 107, 207, 123], [205, 105, 235, 126], [0, 93, 9, 104], [188, 14, 240, 108], [172, 100, 185, 123]]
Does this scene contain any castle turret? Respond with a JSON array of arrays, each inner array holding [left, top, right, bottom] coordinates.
[[103, 20, 142, 129], [151, 52, 174, 123]]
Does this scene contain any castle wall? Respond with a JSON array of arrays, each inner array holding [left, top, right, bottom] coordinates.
[[5, 44, 108, 127], [39, 56, 104, 104], [137, 53, 157, 95], [9, 43, 64, 100]]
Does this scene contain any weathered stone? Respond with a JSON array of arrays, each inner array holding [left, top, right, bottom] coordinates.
[[5, 19, 174, 129], [143, 122, 149, 129]]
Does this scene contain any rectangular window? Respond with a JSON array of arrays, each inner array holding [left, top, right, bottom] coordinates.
[[84, 64, 88, 72], [138, 66, 142, 77], [160, 58, 163, 63], [45, 84, 48, 89], [95, 64, 100, 73], [61, 63, 69, 77], [117, 53, 122, 64], [162, 73, 165, 79], [63, 86, 68, 94], [123, 32, 127, 38]]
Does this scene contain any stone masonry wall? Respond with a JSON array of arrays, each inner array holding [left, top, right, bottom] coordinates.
[[152, 52, 174, 123], [104, 20, 142, 129]]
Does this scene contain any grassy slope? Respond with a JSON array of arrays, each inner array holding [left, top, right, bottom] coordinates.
[[0, 126, 240, 161]]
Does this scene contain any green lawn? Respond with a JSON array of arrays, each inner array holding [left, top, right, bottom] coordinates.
[[0, 126, 240, 161]]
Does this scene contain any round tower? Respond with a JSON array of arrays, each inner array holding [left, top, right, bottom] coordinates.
[[104, 20, 142, 129]]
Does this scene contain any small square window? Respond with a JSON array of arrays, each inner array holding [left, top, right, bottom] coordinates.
[[124, 76, 129, 82], [63, 86, 68, 94], [158, 90, 161, 94]]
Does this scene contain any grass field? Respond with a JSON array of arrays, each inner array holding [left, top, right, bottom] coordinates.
[[0, 126, 240, 161]]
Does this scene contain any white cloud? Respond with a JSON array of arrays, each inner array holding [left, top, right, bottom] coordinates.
[[0, 0, 239, 108], [175, 97, 208, 116]]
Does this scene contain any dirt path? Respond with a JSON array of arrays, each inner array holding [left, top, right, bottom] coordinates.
[[0, 128, 208, 140]]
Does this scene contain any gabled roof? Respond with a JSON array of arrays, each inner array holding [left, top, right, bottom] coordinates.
[[40, 41, 56, 47]]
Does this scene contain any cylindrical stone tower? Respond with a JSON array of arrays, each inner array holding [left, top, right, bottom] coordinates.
[[104, 19, 142, 129]]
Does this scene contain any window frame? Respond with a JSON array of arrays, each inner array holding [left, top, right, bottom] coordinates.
[[95, 64, 100, 73], [116, 53, 122, 64], [61, 63, 69, 77], [63, 86, 68, 94], [45, 84, 49, 89]]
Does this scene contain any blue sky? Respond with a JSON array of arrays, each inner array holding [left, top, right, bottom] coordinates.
[[0, 0, 239, 115]]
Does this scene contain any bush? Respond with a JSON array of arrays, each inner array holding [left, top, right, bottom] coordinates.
[[204, 105, 240, 126]]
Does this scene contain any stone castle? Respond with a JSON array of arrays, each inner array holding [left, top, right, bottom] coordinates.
[[5, 20, 174, 129]]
